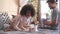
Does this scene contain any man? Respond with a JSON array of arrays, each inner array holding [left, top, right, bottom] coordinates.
[[46, 0, 58, 30]]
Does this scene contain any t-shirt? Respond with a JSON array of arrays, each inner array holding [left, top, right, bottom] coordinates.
[[14, 16, 33, 31], [19, 16, 33, 26], [52, 8, 58, 22]]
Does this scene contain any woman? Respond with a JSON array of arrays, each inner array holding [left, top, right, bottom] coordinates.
[[13, 4, 35, 31]]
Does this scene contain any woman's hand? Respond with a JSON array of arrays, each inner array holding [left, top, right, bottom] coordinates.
[[33, 21, 39, 25]]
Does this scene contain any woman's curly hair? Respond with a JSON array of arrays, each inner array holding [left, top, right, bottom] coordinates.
[[20, 4, 35, 17]]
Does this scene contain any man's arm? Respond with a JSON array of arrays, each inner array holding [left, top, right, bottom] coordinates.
[[51, 9, 58, 26]]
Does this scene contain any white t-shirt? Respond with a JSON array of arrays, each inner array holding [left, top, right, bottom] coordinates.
[[14, 16, 33, 31], [19, 16, 33, 25]]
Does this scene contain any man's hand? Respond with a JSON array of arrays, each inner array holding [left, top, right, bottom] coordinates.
[[51, 20, 58, 26], [45, 21, 51, 26]]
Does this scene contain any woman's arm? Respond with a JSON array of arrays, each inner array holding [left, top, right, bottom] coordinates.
[[13, 15, 22, 31], [14, 22, 22, 31], [13, 16, 26, 31]]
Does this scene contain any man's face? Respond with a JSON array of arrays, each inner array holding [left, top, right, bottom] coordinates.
[[48, 2, 57, 9]]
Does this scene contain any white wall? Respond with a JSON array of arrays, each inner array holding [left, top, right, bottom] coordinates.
[[19, 0, 28, 12], [0, 0, 18, 15], [59, 0, 60, 9], [0, 0, 19, 19], [0, 0, 29, 19]]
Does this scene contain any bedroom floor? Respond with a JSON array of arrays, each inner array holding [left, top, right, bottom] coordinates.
[[0, 29, 59, 34]]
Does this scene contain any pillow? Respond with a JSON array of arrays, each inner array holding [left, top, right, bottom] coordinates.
[[0, 12, 11, 30]]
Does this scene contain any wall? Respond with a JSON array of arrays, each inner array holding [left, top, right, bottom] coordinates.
[[0, 0, 18, 16]]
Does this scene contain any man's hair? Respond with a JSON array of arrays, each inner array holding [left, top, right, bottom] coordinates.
[[20, 4, 35, 17], [47, 0, 58, 3]]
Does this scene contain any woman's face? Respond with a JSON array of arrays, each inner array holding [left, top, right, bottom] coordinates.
[[25, 11, 31, 18]]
